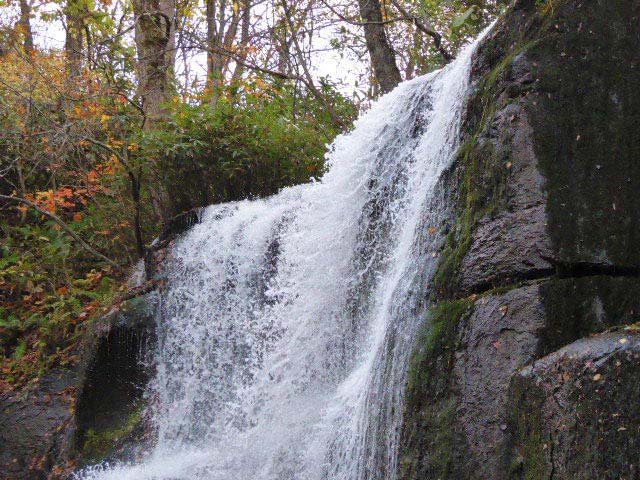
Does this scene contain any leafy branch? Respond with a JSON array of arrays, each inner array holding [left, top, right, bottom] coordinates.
[[0, 194, 123, 272]]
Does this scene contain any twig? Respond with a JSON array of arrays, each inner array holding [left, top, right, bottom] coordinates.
[[0, 194, 123, 272], [318, 0, 401, 26], [388, 0, 452, 62]]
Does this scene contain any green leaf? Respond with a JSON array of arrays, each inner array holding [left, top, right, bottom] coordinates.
[[452, 6, 477, 30], [0, 313, 20, 329], [0, 253, 19, 270], [13, 341, 27, 359]]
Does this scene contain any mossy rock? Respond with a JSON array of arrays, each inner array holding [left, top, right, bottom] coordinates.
[[507, 331, 640, 479], [432, 0, 640, 298], [400, 299, 474, 480], [80, 402, 147, 462], [400, 275, 640, 480], [73, 292, 158, 465]]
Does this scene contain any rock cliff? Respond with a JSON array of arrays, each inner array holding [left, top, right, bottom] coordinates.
[[399, 0, 640, 478]]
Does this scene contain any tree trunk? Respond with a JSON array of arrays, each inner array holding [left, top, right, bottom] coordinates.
[[357, 0, 401, 94], [205, 0, 220, 97], [133, 0, 176, 128], [206, 0, 241, 105], [18, 0, 34, 54], [230, 0, 252, 83], [64, 0, 85, 77], [133, 0, 176, 224]]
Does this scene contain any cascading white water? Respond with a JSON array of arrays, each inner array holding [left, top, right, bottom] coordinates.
[[77, 27, 491, 480]]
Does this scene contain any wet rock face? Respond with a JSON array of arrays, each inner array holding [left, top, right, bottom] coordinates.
[[0, 368, 77, 480], [509, 331, 640, 480], [468, 0, 640, 280], [73, 293, 157, 463], [457, 105, 553, 295], [452, 285, 546, 479], [0, 293, 157, 479], [400, 0, 640, 478], [436, 0, 640, 298], [523, 1, 640, 269], [401, 278, 640, 480]]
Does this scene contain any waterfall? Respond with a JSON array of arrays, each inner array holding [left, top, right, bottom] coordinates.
[[77, 27, 491, 480]]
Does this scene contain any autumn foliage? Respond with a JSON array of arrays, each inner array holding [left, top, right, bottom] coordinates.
[[0, 29, 352, 390]]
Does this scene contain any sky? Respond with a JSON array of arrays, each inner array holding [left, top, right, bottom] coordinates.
[[4, 1, 366, 98]]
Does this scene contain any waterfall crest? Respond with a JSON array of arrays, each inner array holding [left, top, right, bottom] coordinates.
[[77, 27, 491, 480]]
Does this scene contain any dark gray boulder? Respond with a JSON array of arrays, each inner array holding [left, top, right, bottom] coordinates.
[[400, 278, 640, 480], [0, 292, 158, 479], [508, 331, 640, 479], [0, 368, 77, 480]]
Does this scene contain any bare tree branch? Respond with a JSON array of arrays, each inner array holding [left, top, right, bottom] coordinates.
[[318, 0, 401, 26], [281, 0, 347, 129], [388, 0, 452, 62]]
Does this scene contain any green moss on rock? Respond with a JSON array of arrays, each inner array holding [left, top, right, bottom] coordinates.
[[507, 375, 550, 480], [81, 402, 146, 462], [433, 126, 510, 298], [407, 300, 474, 391], [400, 299, 474, 480], [432, 38, 538, 299]]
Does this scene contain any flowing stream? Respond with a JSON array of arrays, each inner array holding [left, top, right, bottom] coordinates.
[[78, 27, 490, 480]]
